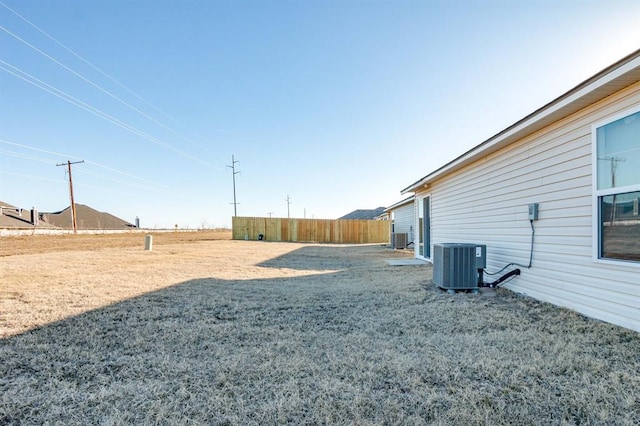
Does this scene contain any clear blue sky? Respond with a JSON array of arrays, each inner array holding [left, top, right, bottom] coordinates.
[[1, 0, 639, 229]]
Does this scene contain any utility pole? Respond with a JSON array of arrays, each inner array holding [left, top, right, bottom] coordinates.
[[267, 212, 273, 218], [286, 195, 291, 218], [227, 155, 240, 216], [56, 160, 84, 234]]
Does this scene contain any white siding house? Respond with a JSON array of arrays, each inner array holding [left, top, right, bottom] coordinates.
[[385, 196, 415, 248], [402, 50, 640, 332]]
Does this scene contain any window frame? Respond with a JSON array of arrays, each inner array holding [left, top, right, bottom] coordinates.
[[415, 193, 431, 261], [591, 103, 640, 266]]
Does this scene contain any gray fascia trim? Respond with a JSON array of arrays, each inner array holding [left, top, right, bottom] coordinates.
[[384, 195, 414, 212]]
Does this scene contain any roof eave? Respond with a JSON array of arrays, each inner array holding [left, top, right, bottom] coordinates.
[[384, 195, 415, 212], [401, 48, 640, 194]]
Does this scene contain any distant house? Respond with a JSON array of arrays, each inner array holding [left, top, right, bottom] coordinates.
[[0, 202, 55, 229], [400, 49, 640, 332], [384, 196, 414, 248], [43, 204, 135, 230], [339, 207, 387, 220], [0, 202, 135, 231]]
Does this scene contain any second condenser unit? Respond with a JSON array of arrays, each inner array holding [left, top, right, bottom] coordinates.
[[391, 233, 408, 249]]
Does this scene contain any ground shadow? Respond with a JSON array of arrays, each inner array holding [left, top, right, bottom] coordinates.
[[0, 249, 427, 423], [256, 243, 411, 271], [2, 245, 637, 425]]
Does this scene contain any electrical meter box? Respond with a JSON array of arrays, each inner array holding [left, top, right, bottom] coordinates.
[[528, 203, 539, 220]]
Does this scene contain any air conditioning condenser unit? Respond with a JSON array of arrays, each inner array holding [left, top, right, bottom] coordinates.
[[433, 243, 483, 293], [391, 233, 408, 249]]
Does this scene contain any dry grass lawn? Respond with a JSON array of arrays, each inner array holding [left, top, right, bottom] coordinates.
[[1, 233, 639, 424]]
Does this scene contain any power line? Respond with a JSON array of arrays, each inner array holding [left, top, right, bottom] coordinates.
[[0, 138, 195, 200], [0, 138, 166, 190], [0, 60, 213, 167], [73, 181, 155, 198], [0, 60, 206, 164], [0, 170, 64, 184], [0, 0, 225, 145], [0, 1, 238, 213], [0, 168, 204, 203], [0, 139, 81, 161], [0, 22, 213, 154], [0, 149, 58, 164]]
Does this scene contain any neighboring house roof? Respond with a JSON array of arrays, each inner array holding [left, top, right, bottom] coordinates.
[[339, 207, 387, 220], [402, 48, 640, 194], [384, 196, 414, 213], [0, 201, 58, 229], [1, 201, 135, 230], [43, 204, 135, 230]]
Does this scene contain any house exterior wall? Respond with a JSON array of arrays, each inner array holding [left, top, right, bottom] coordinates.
[[415, 81, 640, 331], [392, 203, 415, 242]]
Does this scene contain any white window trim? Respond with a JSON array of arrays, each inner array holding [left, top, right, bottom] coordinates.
[[591, 103, 640, 267]]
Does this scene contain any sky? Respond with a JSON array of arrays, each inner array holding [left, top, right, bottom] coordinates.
[[1, 0, 639, 229]]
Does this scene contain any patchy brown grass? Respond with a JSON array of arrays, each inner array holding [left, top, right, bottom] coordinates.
[[1, 237, 639, 424]]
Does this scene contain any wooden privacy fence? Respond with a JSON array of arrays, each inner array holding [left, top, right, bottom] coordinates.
[[232, 216, 390, 244]]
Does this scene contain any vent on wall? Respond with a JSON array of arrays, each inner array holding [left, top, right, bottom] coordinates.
[[391, 233, 408, 249], [433, 243, 479, 292]]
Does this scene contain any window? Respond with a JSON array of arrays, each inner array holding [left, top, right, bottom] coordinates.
[[594, 107, 640, 262], [391, 211, 395, 233]]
